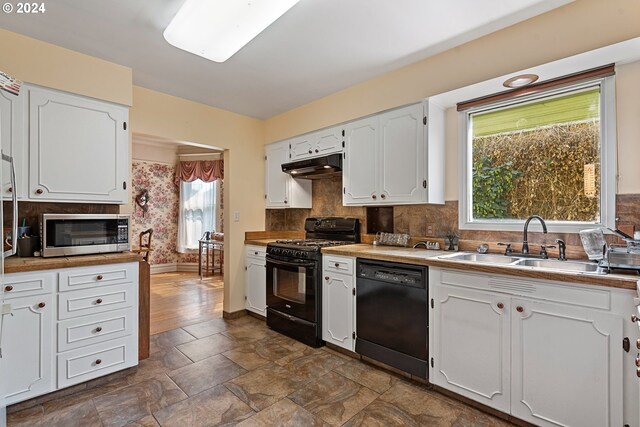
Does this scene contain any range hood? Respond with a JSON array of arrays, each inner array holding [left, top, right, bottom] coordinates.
[[281, 153, 342, 179]]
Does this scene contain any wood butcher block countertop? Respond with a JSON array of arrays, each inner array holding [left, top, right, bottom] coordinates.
[[4, 252, 142, 274], [321, 244, 639, 291]]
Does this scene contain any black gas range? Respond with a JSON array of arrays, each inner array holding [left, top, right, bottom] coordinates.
[[266, 217, 360, 347]]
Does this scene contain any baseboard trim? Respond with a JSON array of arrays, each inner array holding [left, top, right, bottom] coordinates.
[[149, 263, 200, 274], [223, 309, 247, 320], [150, 263, 177, 274]]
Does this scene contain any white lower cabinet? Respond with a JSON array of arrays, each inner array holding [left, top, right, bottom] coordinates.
[[430, 285, 510, 412], [0, 294, 54, 406], [430, 268, 624, 427], [245, 245, 266, 316], [0, 262, 138, 406], [322, 255, 355, 351]]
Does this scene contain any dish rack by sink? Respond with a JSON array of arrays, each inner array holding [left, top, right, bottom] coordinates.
[[373, 232, 410, 247]]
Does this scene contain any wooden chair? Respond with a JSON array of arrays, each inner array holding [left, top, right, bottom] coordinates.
[[134, 228, 153, 262]]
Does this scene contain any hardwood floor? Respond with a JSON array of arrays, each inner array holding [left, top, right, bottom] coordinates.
[[150, 272, 224, 335]]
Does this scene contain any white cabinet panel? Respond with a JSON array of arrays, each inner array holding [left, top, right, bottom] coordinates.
[[265, 140, 312, 208], [57, 307, 134, 352], [290, 127, 343, 161], [0, 294, 54, 406], [430, 267, 625, 427], [57, 335, 137, 388], [511, 299, 623, 427], [58, 263, 136, 292], [3, 270, 55, 300], [430, 284, 510, 412], [57, 283, 134, 320], [343, 116, 378, 204], [343, 103, 438, 206], [322, 255, 355, 351], [245, 246, 266, 316], [27, 87, 129, 203], [0, 90, 26, 199], [378, 103, 425, 204]]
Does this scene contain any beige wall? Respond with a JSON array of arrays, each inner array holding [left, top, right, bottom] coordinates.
[[130, 86, 265, 313], [264, 0, 640, 199], [0, 29, 132, 106], [132, 142, 178, 165]]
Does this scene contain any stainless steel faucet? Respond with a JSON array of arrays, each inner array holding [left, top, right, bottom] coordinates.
[[522, 215, 547, 254]]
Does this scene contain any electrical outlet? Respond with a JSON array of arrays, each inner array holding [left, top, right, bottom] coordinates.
[[426, 223, 435, 236], [1, 303, 11, 315]]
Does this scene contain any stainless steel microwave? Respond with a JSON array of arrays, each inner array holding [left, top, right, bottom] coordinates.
[[40, 214, 130, 257]]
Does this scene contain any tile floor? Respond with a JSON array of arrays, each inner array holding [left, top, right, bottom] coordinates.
[[8, 315, 515, 426]]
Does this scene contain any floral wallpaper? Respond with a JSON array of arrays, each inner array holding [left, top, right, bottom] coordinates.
[[131, 160, 180, 265], [131, 160, 223, 266]]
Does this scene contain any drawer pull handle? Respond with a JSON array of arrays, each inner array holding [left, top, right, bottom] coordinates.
[[96, 299, 103, 304], [95, 359, 102, 365], [497, 302, 504, 309], [325, 276, 330, 281], [334, 263, 340, 268], [254, 251, 258, 255], [97, 275, 104, 281], [35, 188, 43, 195], [637, 367, 640, 378], [632, 315, 639, 323], [38, 302, 46, 308], [516, 306, 524, 313], [95, 326, 103, 333], [7, 187, 11, 193], [5, 285, 13, 292], [637, 339, 640, 350]]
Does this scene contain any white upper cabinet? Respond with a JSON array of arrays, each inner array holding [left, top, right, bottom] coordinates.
[[290, 126, 343, 161], [27, 86, 129, 203], [265, 140, 312, 208], [0, 90, 26, 199], [343, 116, 378, 204], [378, 104, 425, 204], [343, 102, 444, 206]]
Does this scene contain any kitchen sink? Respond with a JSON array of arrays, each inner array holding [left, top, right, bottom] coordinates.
[[442, 253, 521, 264], [513, 258, 600, 272]]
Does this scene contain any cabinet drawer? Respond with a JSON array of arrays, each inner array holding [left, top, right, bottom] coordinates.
[[58, 284, 134, 320], [57, 308, 134, 352], [324, 255, 354, 275], [246, 246, 266, 259], [3, 271, 55, 299], [58, 263, 137, 292], [57, 336, 137, 388]]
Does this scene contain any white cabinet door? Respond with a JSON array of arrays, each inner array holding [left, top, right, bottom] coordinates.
[[314, 127, 343, 156], [0, 90, 26, 199], [343, 116, 378, 205], [322, 269, 354, 351], [378, 103, 425, 204], [290, 134, 314, 161], [510, 299, 623, 427], [28, 87, 129, 203], [265, 141, 289, 208], [430, 284, 511, 413], [245, 247, 266, 316], [0, 294, 54, 406]]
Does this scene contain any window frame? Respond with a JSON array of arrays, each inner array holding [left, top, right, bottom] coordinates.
[[458, 76, 617, 233]]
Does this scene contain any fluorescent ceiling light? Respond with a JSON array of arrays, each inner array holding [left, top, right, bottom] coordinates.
[[164, 0, 300, 63]]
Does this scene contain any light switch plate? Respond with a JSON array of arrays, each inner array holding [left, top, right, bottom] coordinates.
[[233, 211, 240, 222]]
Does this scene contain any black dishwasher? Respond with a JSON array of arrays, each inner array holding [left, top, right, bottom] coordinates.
[[355, 258, 428, 378]]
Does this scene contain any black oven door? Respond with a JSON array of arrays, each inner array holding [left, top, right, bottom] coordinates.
[[266, 254, 318, 323]]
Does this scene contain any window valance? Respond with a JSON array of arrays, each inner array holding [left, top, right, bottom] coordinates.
[[175, 160, 223, 185]]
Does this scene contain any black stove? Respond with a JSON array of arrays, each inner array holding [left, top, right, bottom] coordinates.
[[266, 217, 360, 347]]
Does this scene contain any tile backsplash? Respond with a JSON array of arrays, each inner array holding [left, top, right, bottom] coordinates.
[[265, 177, 640, 250]]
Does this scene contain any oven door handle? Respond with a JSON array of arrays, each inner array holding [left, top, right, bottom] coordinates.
[[266, 256, 316, 269]]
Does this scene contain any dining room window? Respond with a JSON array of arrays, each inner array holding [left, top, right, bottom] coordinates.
[[177, 179, 219, 252]]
